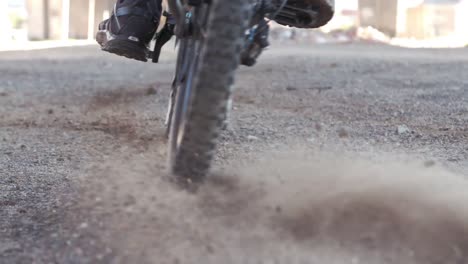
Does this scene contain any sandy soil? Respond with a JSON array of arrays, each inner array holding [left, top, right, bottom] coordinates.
[[1, 43, 468, 263]]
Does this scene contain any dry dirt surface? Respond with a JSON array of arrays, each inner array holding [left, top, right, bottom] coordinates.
[[1, 43, 468, 264]]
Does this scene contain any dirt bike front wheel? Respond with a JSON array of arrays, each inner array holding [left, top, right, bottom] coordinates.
[[167, 0, 249, 182]]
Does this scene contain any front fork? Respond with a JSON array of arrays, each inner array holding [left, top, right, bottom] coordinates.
[[163, 0, 273, 130]]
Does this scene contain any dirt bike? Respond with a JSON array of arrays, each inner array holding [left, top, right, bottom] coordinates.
[[150, 0, 334, 183]]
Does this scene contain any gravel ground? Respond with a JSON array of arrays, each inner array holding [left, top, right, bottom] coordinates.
[[1, 43, 468, 263]]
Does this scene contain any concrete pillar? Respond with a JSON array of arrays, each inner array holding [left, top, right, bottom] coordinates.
[[94, 0, 114, 37], [0, 1, 11, 41], [26, 0, 47, 40], [69, 0, 90, 39], [88, 0, 96, 40], [61, 0, 70, 39], [359, 0, 398, 37], [46, 0, 64, 40], [26, 0, 114, 40], [455, 1, 468, 38]]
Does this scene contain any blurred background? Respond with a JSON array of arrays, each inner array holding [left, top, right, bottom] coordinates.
[[0, 0, 467, 50]]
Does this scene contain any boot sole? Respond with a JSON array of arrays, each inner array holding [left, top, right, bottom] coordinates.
[[102, 39, 148, 62]]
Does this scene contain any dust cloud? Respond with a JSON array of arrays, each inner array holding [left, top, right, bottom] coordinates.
[[85, 148, 468, 263]]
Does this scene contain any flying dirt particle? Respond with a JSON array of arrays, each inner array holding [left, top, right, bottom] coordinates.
[[47, 109, 54, 115], [275, 206, 283, 214], [0, 92, 8, 97], [424, 160, 436, 167], [206, 244, 215, 254], [286, 86, 298, 91]]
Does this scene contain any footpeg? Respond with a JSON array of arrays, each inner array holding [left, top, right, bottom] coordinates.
[[151, 12, 175, 63], [241, 19, 270, 66]]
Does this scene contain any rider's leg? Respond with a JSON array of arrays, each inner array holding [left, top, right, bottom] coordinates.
[[96, 0, 162, 62]]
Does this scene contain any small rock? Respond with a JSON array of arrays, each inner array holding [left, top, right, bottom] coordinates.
[[20, 144, 27, 150], [396, 125, 411, 135], [315, 123, 323, 131], [338, 128, 349, 138], [57, 157, 65, 162], [47, 109, 54, 115], [247, 135, 259, 141]]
